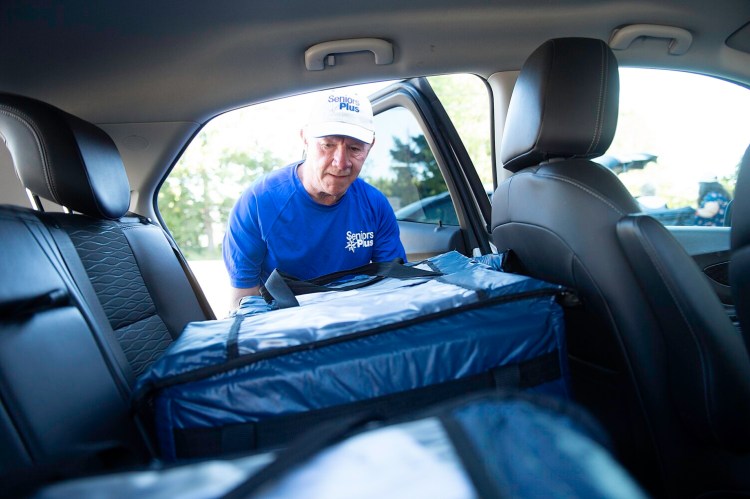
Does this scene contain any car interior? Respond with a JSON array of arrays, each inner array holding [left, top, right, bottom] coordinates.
[[1, 1, 750, 497]]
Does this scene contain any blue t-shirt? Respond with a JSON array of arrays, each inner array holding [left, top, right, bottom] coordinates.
[[223, 162, 406, 288]]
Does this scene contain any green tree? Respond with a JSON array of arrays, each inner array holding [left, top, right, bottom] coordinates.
[[159, 131, 279, 259], [428, 75, 492, 185], [368, 133, 448, 207], [390, 135, 446, 202], [159, 165, 211, 257]]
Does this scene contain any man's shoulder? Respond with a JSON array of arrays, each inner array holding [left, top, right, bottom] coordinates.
[[353, 179, 395, 214], [350, 178, 388, 202], [246, 163, 298, 198], [233, 163, 299, 221]]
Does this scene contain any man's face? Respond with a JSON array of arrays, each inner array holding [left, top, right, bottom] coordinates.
[[300, 134, 373, 205]]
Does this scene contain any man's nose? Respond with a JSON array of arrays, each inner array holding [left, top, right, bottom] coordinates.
[[332, 145, 352, 169]]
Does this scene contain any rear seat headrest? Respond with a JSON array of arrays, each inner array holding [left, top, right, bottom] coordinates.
[[0, 93, 130, 219], [500, 37, 620, 173]]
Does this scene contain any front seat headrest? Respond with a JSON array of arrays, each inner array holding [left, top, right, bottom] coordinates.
[[500, 37, 620, 173], [0, 93, 130, 220]]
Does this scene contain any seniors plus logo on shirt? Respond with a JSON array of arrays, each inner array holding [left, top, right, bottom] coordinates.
[[345, 230, 374, 253]]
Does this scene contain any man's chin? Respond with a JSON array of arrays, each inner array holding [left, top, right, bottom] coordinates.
[[325, 190, 347, 201], [324, 181, 351, 196]]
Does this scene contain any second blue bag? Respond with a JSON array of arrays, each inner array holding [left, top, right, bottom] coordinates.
[[134, 252, 569, 460]]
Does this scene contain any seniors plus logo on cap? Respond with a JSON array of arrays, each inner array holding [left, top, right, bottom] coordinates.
[[305, 91, 375, 144]]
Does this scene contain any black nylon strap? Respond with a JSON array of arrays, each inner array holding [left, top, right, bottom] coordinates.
[[517, 350, 561, 387], [491, 362, 521, 388], [261, 270, 303, 308], [225, 315, 245, 360], [174, 422, 258, 458], [306, 259, 440, 285], [439, 413, 503, 498], [261, 260, 443, 309]]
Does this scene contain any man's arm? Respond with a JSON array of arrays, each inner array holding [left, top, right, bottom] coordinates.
[[229, 285, 260, 311], [224, 186, 267, 312]]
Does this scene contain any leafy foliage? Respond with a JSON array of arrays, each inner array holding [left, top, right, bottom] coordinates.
[[158, 131, 278, 259], [368, 134, 446, 207], [428, 75, 492, 185]]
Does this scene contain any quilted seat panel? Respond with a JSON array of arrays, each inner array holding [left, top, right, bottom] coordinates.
[[116, 315, 173, 378], [61, 217, 173, 376], [63, 219, 155, 329]]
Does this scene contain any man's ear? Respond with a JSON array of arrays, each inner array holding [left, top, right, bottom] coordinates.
[[299, 129, 309, 159]]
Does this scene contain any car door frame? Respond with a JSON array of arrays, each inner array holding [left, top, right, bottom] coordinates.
[[369, 77, 493, 261]]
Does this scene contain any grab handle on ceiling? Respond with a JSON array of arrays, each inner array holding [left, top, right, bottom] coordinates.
[[305, 38, 394, 71], [609, 24, 692, 55]]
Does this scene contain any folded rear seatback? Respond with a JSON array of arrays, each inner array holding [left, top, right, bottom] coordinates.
[[135, 251, 571, 460]]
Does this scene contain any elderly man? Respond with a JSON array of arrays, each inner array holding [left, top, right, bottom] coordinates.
[[223, 90, 406, 309]]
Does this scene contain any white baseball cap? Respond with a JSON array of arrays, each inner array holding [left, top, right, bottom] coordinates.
[[304, 90, 375, 144]]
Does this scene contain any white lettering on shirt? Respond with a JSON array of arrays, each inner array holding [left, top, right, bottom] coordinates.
[[345, 230, 375, 253]]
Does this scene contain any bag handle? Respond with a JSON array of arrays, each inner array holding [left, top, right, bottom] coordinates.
[[260, 259, 442, 309]]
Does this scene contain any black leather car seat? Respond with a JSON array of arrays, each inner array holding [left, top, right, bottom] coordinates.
[[0, 93, 214, 377], [0, 205, 151, 494], [491, 38, 750, 497], [731, 145, 750, 348]]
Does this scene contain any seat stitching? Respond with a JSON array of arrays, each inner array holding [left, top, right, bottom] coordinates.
[[120, 224, 156, 232], [586, 43, 607, 154]]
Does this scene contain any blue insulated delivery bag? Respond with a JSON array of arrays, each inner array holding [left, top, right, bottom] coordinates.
[[134, 252, 570, 460], [38, 393, 647, 499]]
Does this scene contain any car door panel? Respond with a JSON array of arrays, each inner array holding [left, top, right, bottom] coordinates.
[[398, 220, 465, 262]]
